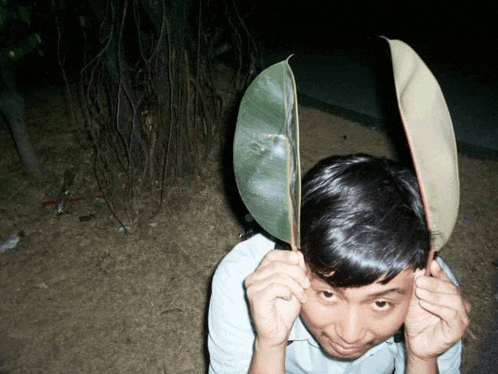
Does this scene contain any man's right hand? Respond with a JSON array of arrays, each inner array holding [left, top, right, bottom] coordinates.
[[244, 249, 310, 349]]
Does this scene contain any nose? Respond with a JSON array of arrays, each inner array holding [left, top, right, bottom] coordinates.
[[334, 306, 366, 345]]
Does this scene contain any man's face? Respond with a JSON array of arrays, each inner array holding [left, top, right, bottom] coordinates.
[[300, 266, 418, 359]]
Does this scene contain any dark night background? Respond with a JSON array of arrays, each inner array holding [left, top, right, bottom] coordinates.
[[1, 1, 497, 372], [12, 0, 498, 86]]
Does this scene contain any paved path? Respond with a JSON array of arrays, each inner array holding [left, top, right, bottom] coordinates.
[[260, 38, 498, 158]]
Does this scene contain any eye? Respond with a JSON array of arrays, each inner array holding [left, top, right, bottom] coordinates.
[[322, 291, 334, 299], [374, 300, 392, 310]]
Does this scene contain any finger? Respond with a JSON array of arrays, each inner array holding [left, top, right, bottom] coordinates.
[[417, 298, 470, 332], [260, 250, 305, 274], [415, 275, 459, 295], [429, 260, 449, 281], [255, 282, 294, 303], [268, 250, 306, 269], [252, 254, 309, 288], [250, 262, 309, 289], [415, 288, 470, 326], [415, 287, 463, 309], [262, 249, 301, 265], [246, 272, 308, 304]]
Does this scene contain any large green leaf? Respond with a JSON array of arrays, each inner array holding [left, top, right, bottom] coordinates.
[[233, 58, 300, 249]]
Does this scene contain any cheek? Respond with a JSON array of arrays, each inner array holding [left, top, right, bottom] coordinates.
[[370, 301, 411, 338], [300, 291, 332, 330], [300, 290, 325, 329], [300, 289, 412, 341]]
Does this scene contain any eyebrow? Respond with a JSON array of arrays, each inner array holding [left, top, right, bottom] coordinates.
[[367, 288, 408, 298], [330, 287, 408, 300], [310, 279, 409, 299]]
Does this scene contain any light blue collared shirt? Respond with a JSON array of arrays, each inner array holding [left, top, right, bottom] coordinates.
[[208, 233, 462, 373]]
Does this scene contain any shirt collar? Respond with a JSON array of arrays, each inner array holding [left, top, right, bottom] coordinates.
[[289, 315, 315, 344]]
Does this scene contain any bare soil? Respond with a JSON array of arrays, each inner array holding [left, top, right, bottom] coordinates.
[[0, 87, 496, 373]]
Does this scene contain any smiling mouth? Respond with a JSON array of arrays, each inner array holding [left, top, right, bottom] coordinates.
[[329, 340, 364, 356]]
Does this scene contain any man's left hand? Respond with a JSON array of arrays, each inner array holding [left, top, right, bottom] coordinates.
[[404, 259, 471, 361]]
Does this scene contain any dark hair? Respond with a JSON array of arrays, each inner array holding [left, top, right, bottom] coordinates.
[[300, 154, 430, 288]]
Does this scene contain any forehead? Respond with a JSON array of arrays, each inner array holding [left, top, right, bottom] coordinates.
[[309, 267, 415, 299]]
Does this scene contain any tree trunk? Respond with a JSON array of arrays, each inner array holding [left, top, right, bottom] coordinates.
[[0, 88, 44, 179]]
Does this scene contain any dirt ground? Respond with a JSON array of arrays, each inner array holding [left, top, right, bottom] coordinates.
[[0, 87, 497, 373]]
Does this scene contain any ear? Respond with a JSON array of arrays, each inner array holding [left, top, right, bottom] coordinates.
[[303, 263, 313, 278]]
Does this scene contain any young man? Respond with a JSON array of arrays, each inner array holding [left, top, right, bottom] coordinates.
[[208, 154, 470, 373]]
